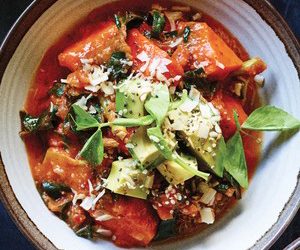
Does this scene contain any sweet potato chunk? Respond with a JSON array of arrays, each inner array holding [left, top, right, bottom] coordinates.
[[212, 91, 248, 139], [33, 147, 92, 194], [98, 196, 159, 247], [127, 29, 184, 85], [172, 22, 243, 80], [58, 21, 131, 72]]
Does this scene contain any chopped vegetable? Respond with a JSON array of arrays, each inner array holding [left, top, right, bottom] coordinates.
[[151, 10, 166, 38]]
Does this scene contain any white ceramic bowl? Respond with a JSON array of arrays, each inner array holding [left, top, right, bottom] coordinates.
[[0, 0, 299, 249]]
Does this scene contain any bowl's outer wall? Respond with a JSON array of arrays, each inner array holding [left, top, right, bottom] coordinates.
[[0, 0, 299, 250]]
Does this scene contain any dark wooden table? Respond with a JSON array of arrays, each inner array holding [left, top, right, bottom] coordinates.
[[0, 0, 299, 249]]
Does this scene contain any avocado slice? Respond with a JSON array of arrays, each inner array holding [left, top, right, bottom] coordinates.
[[129, 127, 163, 168], [157, 154, 197, 185], [116, 78, 152, 118], [167, 90, 223, 176], [106, 158, 154, 199]]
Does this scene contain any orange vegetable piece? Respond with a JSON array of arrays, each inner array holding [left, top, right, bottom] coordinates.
[[172, 22, 243, 80], [58, 21, 131, 72], [127, 29, 184, 86], [98, 196, 159, 247], [212, 91, 248, 139], [33, 147, 92, 194]]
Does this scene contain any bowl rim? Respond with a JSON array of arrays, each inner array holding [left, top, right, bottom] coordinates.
[[0, 0, 299, 249]]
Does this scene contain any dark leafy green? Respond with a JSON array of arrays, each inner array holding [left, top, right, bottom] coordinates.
[[42, 182, 71, 199], [151, 10, 165, 38], [114, 14, 121, 29], [79, 128, 104, 166], [183, 26, 191, 43], [76, 225, 93, 239], [49, 82, 66, 97], [155, 219, 177, 241], [108, 51, 131, 81], [20, 106, 57, 133], [242, 105, 300, 131]]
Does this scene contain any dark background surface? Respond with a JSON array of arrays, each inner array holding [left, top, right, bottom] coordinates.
[[0, 0, 299, 249]]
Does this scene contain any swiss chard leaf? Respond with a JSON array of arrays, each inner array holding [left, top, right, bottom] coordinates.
[[79, 128, 104, 166], [151, 10, 165, 38], [107, 51, 131, 80], [49, 82, 66, 97], [224, 131, 248, 188], [114, 14, 121, 29], [155, 219, 177, 240], [76, 224, 93, 239], [241, 105, 300, 131], [71, 104, 100, 131], [20, 106, 57, 133], [145, 84, 170, 126], [112, 115, 154, 127], [183, 26, 191, 43], [42, 182, 71, 199]]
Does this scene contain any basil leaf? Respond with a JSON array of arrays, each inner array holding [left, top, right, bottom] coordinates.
[[241, 105, 300, 131], [71, 105, 100, 131], [224, 131, 248, 188], [155, 219, 176, 240], [214, 136, 227, 177], [79, 129, 104, 166], [114, 14, 121, 29], [111, 115, 154, 127], [152, 10, 165, 38], [183, 26, 191, 43], [145, 84, 169, 126], [147, 127, 209, 180]]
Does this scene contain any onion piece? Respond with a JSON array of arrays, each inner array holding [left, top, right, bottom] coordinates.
[[200, 207, 215, 224]]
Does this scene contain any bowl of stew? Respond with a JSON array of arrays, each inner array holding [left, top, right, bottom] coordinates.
[[0, 0, 299, 249]]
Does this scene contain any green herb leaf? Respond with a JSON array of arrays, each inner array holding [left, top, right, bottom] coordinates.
[[115, 90, 126, 113], [71, 104, 100, 131], [147, 127, 209, 180], [152, 10, 165, 38], [183, 26, 191, 43], [241, 105, 300, 131], [114, 14, 121, 29], [145, 84, 169, 126], [224, 131, 248, 188], [112, 115, 154, 127], [155, 219, 176, 240], [214, 136, 227, 177], [79, 128, 104, 166]]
